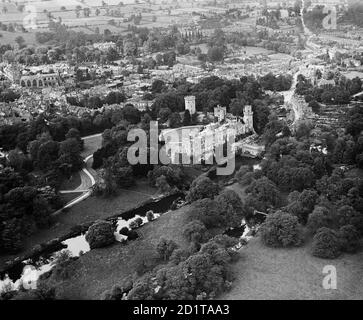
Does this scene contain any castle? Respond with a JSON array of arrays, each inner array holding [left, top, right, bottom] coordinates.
[[159, 96, 256, 163]]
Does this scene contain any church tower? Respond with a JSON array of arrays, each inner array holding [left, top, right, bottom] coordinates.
[[243, 105, 254, 132]]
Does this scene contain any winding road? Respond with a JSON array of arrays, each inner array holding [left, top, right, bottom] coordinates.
[[53, 133, 102, 215]]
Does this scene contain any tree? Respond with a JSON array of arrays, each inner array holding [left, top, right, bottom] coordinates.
[[85, 220, 115, 249], [207, 46, 224, 62], [151, 92, 184, 115], [309, 100, 320, 114], [245, 177, 281, 211], [112, 164, 134, 188], [337, 205, 363, 232], [148, 165, 183, 188], [183, 109, 191, 126], [32, 195, 52, 228], [339, 225, 360, 253], [311, 227, 342, 259], [229, 98, 245, 117], [151, 79, 165, 94], [182, 220, 208, 244], [307, 206, 333, 234], [262, 114, 290, 147], [168, 112, 181, 128], [215, 189, 245, 228], [8, 149, 27, 171], [286, 189, 318, 223], [235, 165, 252, 186], [122, 104, 140, 124], [58, 138, 83, 176], [65, 128, 83, 149], [0, 218, 23, 253], [186, 176, 219, 202], [260, 211, 303, 247], [158, 107, 172, 123], [189, 198, 225, 228], [15, 36, 25, 48], [155, 175, 171, 194], [156, 238, 178, 261]]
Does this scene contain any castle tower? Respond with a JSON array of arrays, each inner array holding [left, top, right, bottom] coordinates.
[[184, 96, 196, 115], [243, 105, 254, 132], [214, 105, 227, 122]]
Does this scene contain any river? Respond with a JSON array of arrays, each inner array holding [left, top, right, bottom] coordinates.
[[0, 192, 184, 294]]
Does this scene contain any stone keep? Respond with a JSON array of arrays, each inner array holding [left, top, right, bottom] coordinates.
[[243, 105, 254, 132], [184, 96, 196, 115], [214, 105, 227, 122]]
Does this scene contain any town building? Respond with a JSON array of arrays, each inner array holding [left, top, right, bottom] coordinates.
[[19, 73, 60, 88]]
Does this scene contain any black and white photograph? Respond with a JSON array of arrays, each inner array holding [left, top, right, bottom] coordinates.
[[0, 0, 362, 306]]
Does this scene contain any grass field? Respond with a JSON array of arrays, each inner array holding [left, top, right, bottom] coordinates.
[[220, 182, 363, 300], [41, 203, 192, 299], [220, 237, 363, 300], [0, 31, 37, 46], [81, 134, 102, 158], [59, 172, 81, 191], [0, 0, 196, 35], [59, 191, 84, 205]]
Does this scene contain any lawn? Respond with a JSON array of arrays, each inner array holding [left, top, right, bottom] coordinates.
[[0, 31, 37, 46], [59, 172, 81, 191], [59, 191, 83, 205], [220, 237, 363, 300], [81, 134, 103, 158], [41, 203, 192, 299]]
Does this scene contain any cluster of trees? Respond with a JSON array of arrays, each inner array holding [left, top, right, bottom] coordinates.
[[0, 108, 129, 152], [259, 73, 293, 92], [0, 170, 62, 253], [97, 170, 247, 300], [120, 234, 238, 300], [341, 2, 363, 27], [345, 106, 363, 168], [296, 74, 362, 105], [256, 29, 296, 54], [92, 120, 134, 196], [0, 88, 20, 103], [93, 146, 135, 197], [150, 75, 276, 135], [1, 44, 120, 66], [302, 5, 330, 33], [27, 130, 84, 179], [239, 155, 362, 258], [2, 122, 84, 187], [240, 106, 363, 259], [0, 115, 101, 253], [66, 91, 126, 109], [187, 188, 245, 229], [147, 165, 184, 193]]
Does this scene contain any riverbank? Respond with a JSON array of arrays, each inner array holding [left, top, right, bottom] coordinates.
[[0, 179, 158, 270], [37, 203, 193, 299]]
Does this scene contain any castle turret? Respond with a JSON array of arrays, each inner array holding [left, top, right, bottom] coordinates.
[[243, 105, 254, 132], [214, 105, 227, 122], [184, 96, 196, 115]]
